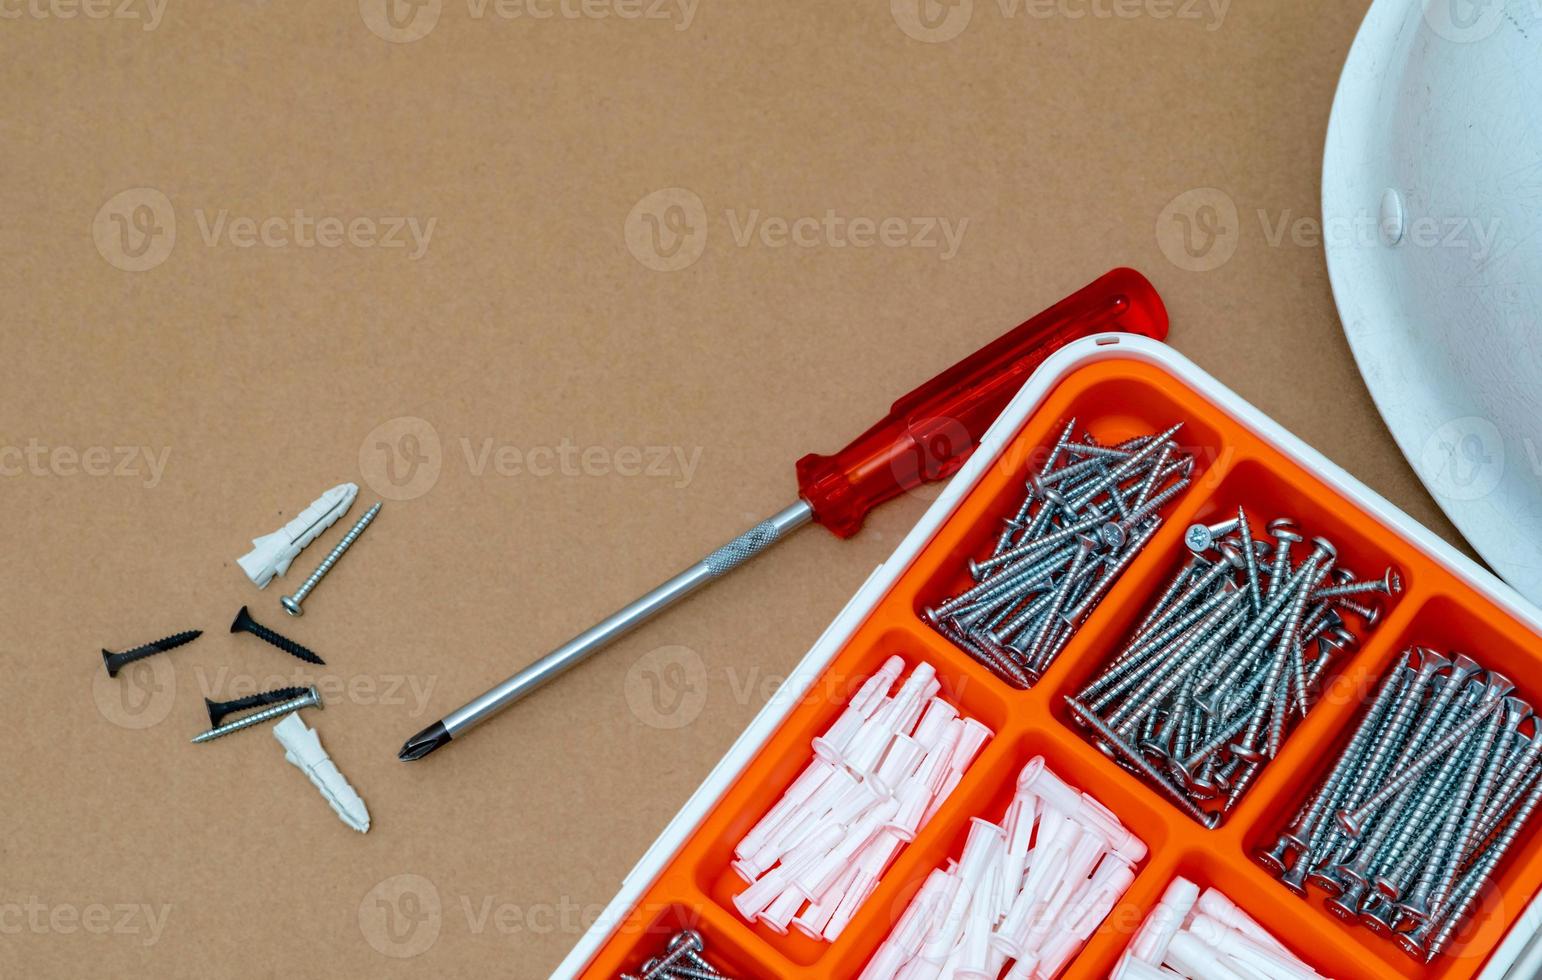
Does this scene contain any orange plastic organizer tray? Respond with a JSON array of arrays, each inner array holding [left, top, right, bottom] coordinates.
[[578, 357, 1542, 980]]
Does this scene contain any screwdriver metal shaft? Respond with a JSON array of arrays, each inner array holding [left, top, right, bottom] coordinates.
[[398, 501, 813, 760]]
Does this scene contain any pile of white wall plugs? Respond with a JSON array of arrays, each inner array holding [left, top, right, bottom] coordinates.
[[1114, 878, 1327, 980], [861, 757, 1145, 980], [730, 656, 992, 942]]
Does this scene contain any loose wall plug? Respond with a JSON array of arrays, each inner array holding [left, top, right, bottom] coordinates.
[[238, 482, 358, 588], [273, 712, 370, 833]]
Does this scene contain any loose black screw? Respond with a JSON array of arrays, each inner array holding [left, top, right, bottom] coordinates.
[[204, 686, 311, 727], [101, 630, 203, 677], [230, 606, 325, 666]]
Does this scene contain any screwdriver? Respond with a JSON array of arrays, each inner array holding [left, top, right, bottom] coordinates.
[[399, 268, 1169, 761]]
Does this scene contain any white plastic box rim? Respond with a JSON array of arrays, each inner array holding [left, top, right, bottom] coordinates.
[[554, 334, 1542, 980]]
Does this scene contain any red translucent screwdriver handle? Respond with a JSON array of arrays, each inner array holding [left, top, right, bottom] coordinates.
[[795, 268, 1169, 538]]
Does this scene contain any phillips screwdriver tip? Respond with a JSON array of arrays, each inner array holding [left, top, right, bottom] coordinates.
[[398, 721, 452, 761]]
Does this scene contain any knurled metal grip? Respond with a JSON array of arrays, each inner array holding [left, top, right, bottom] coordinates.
[[704, 519, 786, 577]]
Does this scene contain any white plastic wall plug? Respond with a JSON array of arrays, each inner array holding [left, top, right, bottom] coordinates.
[[812, 707, 868, 764], [814, 662, 903, 762], [1194, 889, 1298, 960], [1080, 792, 1147, 864], [951, 718, 993, 771], [1129, 876, 1199, 964], [895, 677, 942, 736], [857, 656, 908, 713], [892, 869, 953, 956], [744, 807, 822, 883], [996, 808, 1077, 953], [1004, 948, 1039, 980], [733, 658, 990, 946], [792, 863, 855, 940], [1112, 951, 1186, 980], [238, 482, 358, 588], [1164, 932, 1250, 980], [845, 703, 903, 776], [1036, 861, 1132, 979], [917, 820, 1001, 964], [798, 798, 898, 900], [847, 665, 935, 774], [1017, 756, 1083, 816], [861, 939, 911, 980], [826, 775, 883, 828], [823, 866, 878, 942], [757, 885, 805, 934], [957, 818, 1005, 892], [736, 760, 834, 859], [869, 758, 1137, 980], [900, 957, 945, 980], [919, 868, 975, 963], [1019, 757, 1147, 863], [911, 698, 959, 749], [1065, 857, 1137, 937], [888, 729, 955, 842], [821, 830, 902, 941], [733, 823, 842, 920], [956, 859, 1003, 979], [1019, 828, 1112, 955], [873, 734, 926, 797], [1187, 915, 1324, 980], [272, 713, 369, 833]]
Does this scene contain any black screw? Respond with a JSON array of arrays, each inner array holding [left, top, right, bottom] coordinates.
[[101, 630, 203, 677], [230, 606, 325, 666], [204, 685, 312, 727]]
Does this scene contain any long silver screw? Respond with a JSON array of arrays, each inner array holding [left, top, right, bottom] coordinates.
[[282, 502, 382, 616], [191, 686, 321, 743], [1339, 677, 1511, 835]]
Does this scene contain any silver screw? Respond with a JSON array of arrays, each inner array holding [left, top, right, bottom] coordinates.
[[190, 686, 321, 743], [1338, 677, 1511, 835], [1313, 567, 1404, 599], [281, 502, 382, 616], [639, 931, 705, 980], [1265, 518, 1301, 599], [1066, 696, 1218, 828]]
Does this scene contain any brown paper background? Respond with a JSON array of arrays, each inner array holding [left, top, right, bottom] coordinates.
[[3, 1, 1464, 976]]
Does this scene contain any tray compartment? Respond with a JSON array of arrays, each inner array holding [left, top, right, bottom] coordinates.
[[1049, 451, 1411, 822], [822, 728, 1175, 980], [691, 624, 1011, 966], [1241, 589, 1542, 979], [906, 367, 1233, 693], [589, 894, 787, 980]]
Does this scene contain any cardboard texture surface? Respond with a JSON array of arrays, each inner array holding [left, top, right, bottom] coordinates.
[[2, 1, 1467, 976]]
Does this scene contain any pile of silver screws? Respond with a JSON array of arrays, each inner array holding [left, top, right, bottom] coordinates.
[[621, 929, 737, 980], [924, 419, 1194, 688], [1065, 510, 1400, 826], [1258, 649, 1541, 963]]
